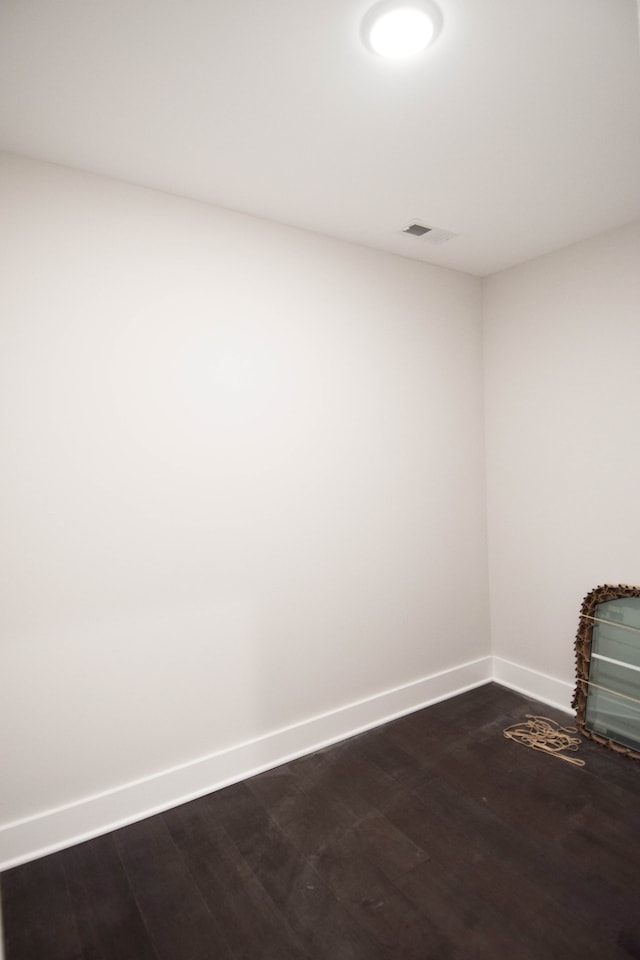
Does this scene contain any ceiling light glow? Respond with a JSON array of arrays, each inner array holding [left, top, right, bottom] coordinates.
[[363, 1, 442, 59]]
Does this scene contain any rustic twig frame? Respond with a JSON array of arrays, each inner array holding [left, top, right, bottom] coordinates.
[[573, 583, 640, 760]]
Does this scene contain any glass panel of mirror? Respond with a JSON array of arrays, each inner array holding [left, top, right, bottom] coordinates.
[[585, 597, 640, 753]]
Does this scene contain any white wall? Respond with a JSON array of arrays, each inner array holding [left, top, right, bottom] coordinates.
[[0, 153, 489, 845], [484, 220, 640, 691]]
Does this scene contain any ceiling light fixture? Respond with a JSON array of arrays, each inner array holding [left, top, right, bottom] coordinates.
[[362, 0, 442, 59]]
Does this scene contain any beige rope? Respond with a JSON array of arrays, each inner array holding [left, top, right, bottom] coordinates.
[[580, 613, 640, 635], [576, 677, 640, 708], [503, 715, 585, 766]]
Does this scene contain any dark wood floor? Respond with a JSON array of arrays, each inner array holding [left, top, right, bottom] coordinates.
[[3, 682, 640, 960]]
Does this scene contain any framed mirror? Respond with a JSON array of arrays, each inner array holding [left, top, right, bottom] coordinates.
[[573, 584, 640, 760]]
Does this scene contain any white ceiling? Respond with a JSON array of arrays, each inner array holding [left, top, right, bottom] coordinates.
[[1, 0, 639, 275]]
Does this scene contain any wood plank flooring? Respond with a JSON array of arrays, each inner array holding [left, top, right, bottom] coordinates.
[[3, 682, 640, 960]]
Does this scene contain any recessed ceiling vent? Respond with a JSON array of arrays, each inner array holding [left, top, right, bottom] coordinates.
[[404, 222, 431, 237], [401, 220, 457, 244]]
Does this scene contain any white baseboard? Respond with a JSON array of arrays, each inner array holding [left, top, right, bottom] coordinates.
[[492, 657, 574, 714], [0, 654, 576, 874], [0, 656, 492, 871]]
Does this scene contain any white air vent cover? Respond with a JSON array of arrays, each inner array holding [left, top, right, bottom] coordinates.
[[401, 220, 457, 244]]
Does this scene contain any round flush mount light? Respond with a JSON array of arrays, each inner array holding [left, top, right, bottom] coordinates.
[[362, 0, 443, 59]]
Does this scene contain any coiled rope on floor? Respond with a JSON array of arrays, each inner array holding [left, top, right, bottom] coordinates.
[[503, 715, 585, 766]]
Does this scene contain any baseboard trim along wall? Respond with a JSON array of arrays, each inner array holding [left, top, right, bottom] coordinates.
[[492, 657, 574, 714], [0, 656, 492, 871], [0, 656, 577, 872]]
